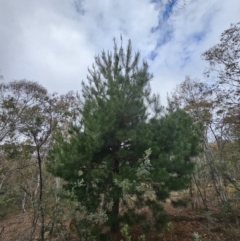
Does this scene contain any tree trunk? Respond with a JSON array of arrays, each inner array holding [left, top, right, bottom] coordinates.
[[111, 157, 120, 232], [55, 177, 60, 202], [203, 134, 228, 204], [37, 148, 45, 241], [22, 192, 27, 213], [192, 173, 208, 211], [111, 198, 120, 232]]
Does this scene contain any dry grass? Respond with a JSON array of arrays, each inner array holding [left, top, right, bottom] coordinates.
[[1, 190, 240, 241]]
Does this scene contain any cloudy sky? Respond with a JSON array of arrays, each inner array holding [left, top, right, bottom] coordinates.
[[0, 0, 240, 104]]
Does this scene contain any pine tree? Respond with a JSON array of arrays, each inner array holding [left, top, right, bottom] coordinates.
[[48, 39, 200, 234]]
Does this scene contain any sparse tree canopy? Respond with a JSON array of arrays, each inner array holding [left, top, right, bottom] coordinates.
[[203, 22, 240, 149], [203, 22, 240, 109]]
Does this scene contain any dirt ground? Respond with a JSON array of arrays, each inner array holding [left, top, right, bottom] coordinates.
[[0, 211, 34, 241], [0, 200, 234, 241], [160, 200, 226, 241]]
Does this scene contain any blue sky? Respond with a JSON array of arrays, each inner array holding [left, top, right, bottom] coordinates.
[[0, 0, 240, 105]]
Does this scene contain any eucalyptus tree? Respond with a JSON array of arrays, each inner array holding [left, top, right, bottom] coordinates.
[[203, 22, 240, 197], [169, 23, 240, 208], [203, 22, 240, 109], [17, 84, 77, 240], [0, 79, 78, 240], [169, 77, 228, 207]]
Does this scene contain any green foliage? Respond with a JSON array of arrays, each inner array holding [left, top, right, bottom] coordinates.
[[39, 184, 107, 241], [162, 221, 174, 241], [48, 39, 201, 233], [138, 234, 146, 241], [120, 224, 146, 241], [192, 232, 202, 241], [120, 224, 131, 241], [166, 221, 174, 233]]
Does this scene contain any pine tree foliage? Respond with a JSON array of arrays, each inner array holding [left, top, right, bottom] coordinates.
[[48, 39, 201, 233]]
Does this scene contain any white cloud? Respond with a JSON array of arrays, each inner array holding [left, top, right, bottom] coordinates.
[[0, 0, 240, 105]]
